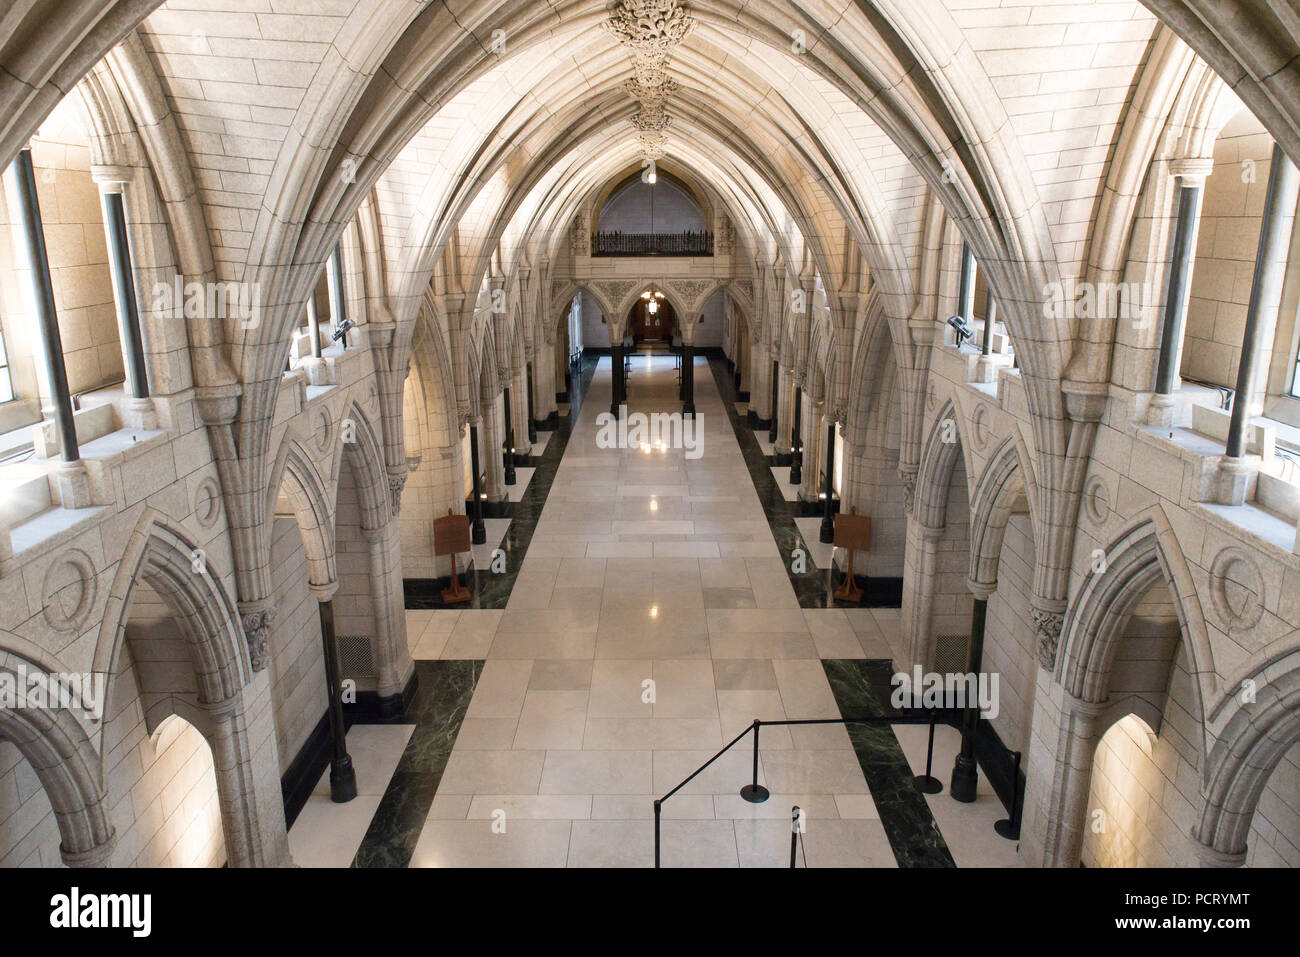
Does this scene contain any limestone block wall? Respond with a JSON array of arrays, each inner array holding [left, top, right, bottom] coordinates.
[[932, 457, 975, 640], [268, 516, 326, 774], [334, 464, 379, 692], [1082, 647, 1203, 867], [694, 289, 724, 348], [0, 743, 61, 866], [1181, 107, 1274, 388], [101, 659, 225, 868], [597, 178, 705, 233], [1247, 742, 1300, 866], [983, 514, 1037, 753]]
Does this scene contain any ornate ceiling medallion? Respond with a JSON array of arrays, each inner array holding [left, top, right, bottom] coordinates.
[[604, 1, 694, 166]]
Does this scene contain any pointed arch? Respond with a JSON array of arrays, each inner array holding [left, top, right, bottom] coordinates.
[[968, 436, 1041, 590], [266, 439, 336, 588], [0, 649, 115, 866], [1197, 650, 1300, 859], [1056, 509, 1216, 732], [913, 398, 970, 531]]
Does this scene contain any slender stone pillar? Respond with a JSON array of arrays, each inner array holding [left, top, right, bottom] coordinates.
[[484, 401, 507, 501], [819, 418, 836, 543], [14, 149, 92, 506], [314, 587, 357, 803], [957, 242, 975, 322], [1039, 696, 1106, 867], [789, 385, 804, 484], [1219, 143, 1300, 504], [1148, 160, 1212, 426], [469, 420, 486, 544], [306, 296, 322, 358], [975, 290, 999, 382], [327, 244, 348, 347], [950, 584, 991, 802], [365, 523, 410, 718], [769, 360, 779, 443], [502, 387, 517, 485], [94, 170, 155, 430], [526, 362, 538, 442]]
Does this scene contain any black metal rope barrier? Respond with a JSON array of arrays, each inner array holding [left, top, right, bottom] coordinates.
[[653, 712, 943, 867]]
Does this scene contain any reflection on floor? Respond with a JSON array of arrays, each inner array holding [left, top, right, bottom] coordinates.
[[291, 355, 1020, 867]]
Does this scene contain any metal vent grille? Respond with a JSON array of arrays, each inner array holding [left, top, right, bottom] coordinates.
[[933, 634, 970, 674], [338, 635, 374, 678]]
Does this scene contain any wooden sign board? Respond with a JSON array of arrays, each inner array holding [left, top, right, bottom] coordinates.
[[434, 511, 472, 557], [434, 510, 472, 604], [833, 512, 871, 553]]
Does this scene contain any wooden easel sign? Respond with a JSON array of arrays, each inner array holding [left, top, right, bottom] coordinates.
[[833, 507, 871, 603], [434, 509, 473, 604]]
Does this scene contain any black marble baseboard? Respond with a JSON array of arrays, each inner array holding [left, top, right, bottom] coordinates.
[[533, 412, 559, 431], [463, 497, 514, 520], [281, 712, 333, 829], [747, 410, 772, 430], [351, 670, 420, 722]]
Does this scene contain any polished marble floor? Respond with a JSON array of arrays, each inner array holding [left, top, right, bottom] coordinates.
[[289, 354, 1019, 867]]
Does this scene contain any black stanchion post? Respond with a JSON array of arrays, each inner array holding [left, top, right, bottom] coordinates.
[[914, 711, 943, 794], [994, 751, 1022, 840], [790, 806, 801, 869], [739, 719, 770, 803], [654, 799, 662, 867]]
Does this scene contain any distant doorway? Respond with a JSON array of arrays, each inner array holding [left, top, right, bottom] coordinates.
[[628, 293, 677, 345]]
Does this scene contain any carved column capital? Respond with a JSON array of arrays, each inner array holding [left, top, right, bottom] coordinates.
[[1033, 604, 1067, 670], [238, 600, 276, 672]]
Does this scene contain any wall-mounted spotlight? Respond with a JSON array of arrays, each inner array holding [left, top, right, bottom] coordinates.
[[946, 314, 972, 347]]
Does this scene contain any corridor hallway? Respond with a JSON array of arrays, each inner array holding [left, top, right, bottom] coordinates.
[[290, 355, 1019, 867]]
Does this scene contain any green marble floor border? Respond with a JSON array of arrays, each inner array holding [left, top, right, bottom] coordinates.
[[403, 356, 597, 610], [351, 659, 483, 868], [822, 658, 956, 868], [706, 357, 901, 608]]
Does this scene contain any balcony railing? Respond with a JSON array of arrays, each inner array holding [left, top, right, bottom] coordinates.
[[592, 230, 713, 257]]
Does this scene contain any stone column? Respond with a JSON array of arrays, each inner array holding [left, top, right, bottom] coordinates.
[[13, 148, 91, 508], [788, 382, 804, 484], [902, 521, 943, 670], [92, 165, 155, 430], [312, 582, 357, 803], [204, 688, 293, 867], [1148, 159, 1212, 426], [1036, 694, 1106, 867], [365, 522, 412, 718], [768, 359, 780, 443], [327, 243, 348, 346], [950, 582, 992, 802], [957, 241, 975, 322], [1218, 142, 1299, 505], [975, 290, 998, 383]]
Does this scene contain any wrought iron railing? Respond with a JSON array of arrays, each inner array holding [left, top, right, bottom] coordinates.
[[592, 230, 713, 256]]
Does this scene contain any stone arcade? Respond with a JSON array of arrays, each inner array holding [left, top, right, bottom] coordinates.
[[0, 0, 1296, 871]]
